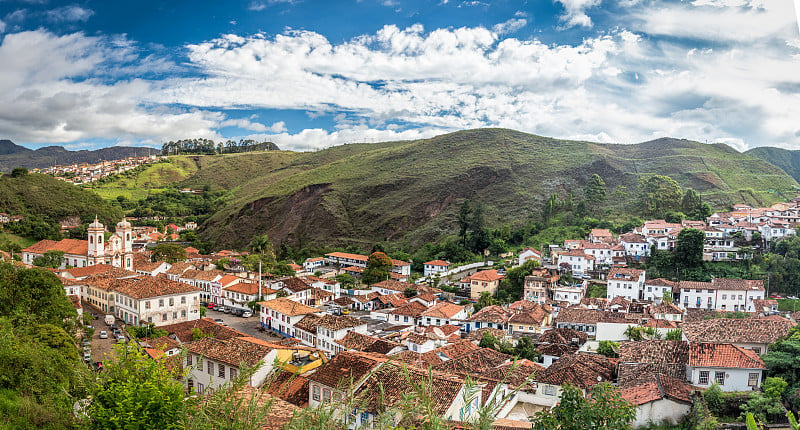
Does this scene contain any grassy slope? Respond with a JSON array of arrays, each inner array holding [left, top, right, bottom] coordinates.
[[193, 129, 798, 249], [87, 158, 199, 201], [0, 173, 122, 223], [746, 147, 800, 185]]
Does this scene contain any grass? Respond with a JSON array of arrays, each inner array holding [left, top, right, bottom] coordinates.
[[777, 299, 800, 312], [192, 128, 798, 250], [0, 232, 37, 248], [86, 159, 199, 202]]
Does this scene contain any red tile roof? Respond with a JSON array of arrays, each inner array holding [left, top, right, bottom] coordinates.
[[187, 336, 276, 367], [23, 238, 88, 256], [689, 343, 765, 369], [535, 353, 616, 389], [682, 318, 793, 345], [306, 351, 387, 389], [421, 302, 465, 319], [537, 328, 588, 345], [467, 305, 511, 324], [620, 374, 695, 406], [63, 264, 117, 278], [424, 260, 451, 266], [471, 269, 504, 282]]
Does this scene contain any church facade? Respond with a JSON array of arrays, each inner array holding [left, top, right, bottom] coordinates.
[[22, 217, 135, 270]]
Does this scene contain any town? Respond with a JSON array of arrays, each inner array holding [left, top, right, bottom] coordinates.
[[9, 196, 800, 429], [32, 154, 161, 185]]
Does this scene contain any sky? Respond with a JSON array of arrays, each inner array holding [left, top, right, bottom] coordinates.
[[0, 0, 798, 152]]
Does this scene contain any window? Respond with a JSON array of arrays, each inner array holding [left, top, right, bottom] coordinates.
[[323, 388, 331, 401], [218, 364, 225, 378], [197, 383, 204, 395], [749, 373, 759, 387], [145, 301, 151, 309], [752, 347, 761, 354], [169, 298, 174, 306], [722, 294, 727, 300], [715, 372, 725, 385], [699, 371, 709, 385], [181, 310, 186, 317], [230, 368, 237, 379], [159, 299, 164, 307], [162, 313, 167, 321], [207, 361, 214, 375], [186, 355, 192, 366], [544, 385, 556, 396], [147, 316, 153, 323]]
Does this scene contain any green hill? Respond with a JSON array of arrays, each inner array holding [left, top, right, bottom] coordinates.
[[180, 129, 797, 249], [745, 147, 800, 184], [0, 172, 122, 224]]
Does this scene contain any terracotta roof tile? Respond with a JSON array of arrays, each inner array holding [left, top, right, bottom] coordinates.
[[187, 336, 275, 367], [467, 305, 511, 324], [537, 328, 588, 345], [262, 371, 310, 408], [682, 318, 793, 345], [471, 269, 504, 282], [535, 353, 616, 389], [354, 363, 465, 416], [620, 374, 695, 406], [23, 238, 88, 256], [335, 331, 402, 354], [258, 297, 319, 316], [306, 351, 387, 389], [431, 347, 511, 375], [689, 343, 765, 369], [421, 302, 465, 319], [158, 317, 248, 343], [389, 301, 428, 317]]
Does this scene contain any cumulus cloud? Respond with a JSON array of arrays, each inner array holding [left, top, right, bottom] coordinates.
[[0, 19, 5, 33], [242, 125, 446, 152], [0, 30, 224, 144], [555, 0, 602, 29]]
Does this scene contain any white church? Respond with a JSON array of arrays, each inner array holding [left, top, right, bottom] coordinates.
[[22, 217, 135, 270]]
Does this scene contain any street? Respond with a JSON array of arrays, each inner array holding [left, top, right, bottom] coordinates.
[[205, 307, 284, 342]]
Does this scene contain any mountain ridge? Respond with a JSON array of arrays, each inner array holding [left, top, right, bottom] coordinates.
[[180, 129, 798, 250], [0, 140, 154, 171]]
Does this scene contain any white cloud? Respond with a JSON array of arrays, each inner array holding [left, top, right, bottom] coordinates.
[[554, 0, 602, 29], [492, 18, 527, 35], [45, 5, 94, 23], [242, 125, 446, 151], [0, 30, 224, 144], [0, 19, 5, 33]]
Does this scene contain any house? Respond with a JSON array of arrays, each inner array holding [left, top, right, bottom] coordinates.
[[508, 304, 552, 335], [648, 302, 684, 322], [620, 374, 696, 428], [523, 268, 560, 304], [469, 270, 505, 300], [644, 278, 677, 303], [423, 260, 452, 277], [550, 283, 585, 305], [185, 336, 276, 393], [516, 248, 542, 267], [387, 301, 428, 326], [752, 299, 779, 315], [292, 314, 368, 356], [678, 278, 765, 312], [178, 269, 224, 305], [223, 279, 277, 309], [554, 250, 595, 275], [533, 353, 617, 408], [277, 277, 313, 306], [112, 275, 202, 327], [688, 343, 765, 391], [258, 297, 321, 337], [681, 318, 794, 355], [334, 331, 404, 355], [617, 341, 690, 387], [619, 233, 649, 259], [303, 257, 326, 272], [324, 252, 412, 277], [420, 302, 470, 327], [307, 351, 388, 408], [606, 268, 646, 301], [463, 305, 511, 333], [134, 260, 171, 277]]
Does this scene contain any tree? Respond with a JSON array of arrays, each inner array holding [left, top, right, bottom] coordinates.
[[763, 326, 800, 409], [665, 329, 683, 341], [531, 383, 636, 430], [637, 175, 682, 217], [458, 200, 472, 247], [361, 251, 393, 285], [248, 235, 276, 260], [10, 167, 28, 177], [87, 344, 187, 429], [675, 228, 705, 270], [585, 174, 607, 214], [479, 331, 497, 349], [514, 336, 541, 361], [151, 243, 187, 263], [597, 340, 619, 358], [334, 273, 356, 289], [624, 325, 644, 341], [473, 291, 497, 312], [32, 250, 64, 268], [467, 202, 490, 254]]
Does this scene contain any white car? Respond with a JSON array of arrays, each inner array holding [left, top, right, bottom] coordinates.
[[99, 331, 108, 339], [241, 311, 252, 318]]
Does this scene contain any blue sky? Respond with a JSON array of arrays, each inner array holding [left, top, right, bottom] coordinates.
[[0, 0, 798, 152]]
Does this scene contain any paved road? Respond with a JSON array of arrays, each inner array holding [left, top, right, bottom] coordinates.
[[205, 307, 283, 342]]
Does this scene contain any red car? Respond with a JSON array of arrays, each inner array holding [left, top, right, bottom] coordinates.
[[207, 303, 215, 309]]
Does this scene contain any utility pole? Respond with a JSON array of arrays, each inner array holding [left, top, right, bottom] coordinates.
[[258, 260, 262, 301]]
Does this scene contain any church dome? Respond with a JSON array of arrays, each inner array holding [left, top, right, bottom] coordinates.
[[116, 218, 132, 229]]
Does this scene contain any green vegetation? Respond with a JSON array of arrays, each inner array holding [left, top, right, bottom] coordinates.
[[597, 341, 619, 358], [361, 251, 393, 285], [531, 383, 636, 430], [746, 146, 800, 184], [0, 172, 122, 232], [87, 159, 198, 202], [189, 129, 796, 250], [151, 243, 187, 263]]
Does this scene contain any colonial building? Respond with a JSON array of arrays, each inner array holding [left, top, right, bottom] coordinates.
[[22, 217, 134, 270]]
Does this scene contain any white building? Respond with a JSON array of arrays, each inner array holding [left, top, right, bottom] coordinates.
[[22, 217, 134, 269], [606, 268, 646, 301], [185, 337, 277, 394], [678, 278, 765, 312], [687, 343, 765, 392], [259, 297, 320, 338], [112, 276, 202, 327], [423, 260, 452, 277]]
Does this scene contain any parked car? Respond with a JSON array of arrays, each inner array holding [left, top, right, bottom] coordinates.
[[116, 335, 125, 343], [207, 303, 215, 309], [99, 331, 108, 339], [83, 352, 92, 362], [82, 338, 90, 347], [241, 311, 252, 318], [223, 307, 231, 314], [342, 309, 350, 315], [213, 318, 227, 326]]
